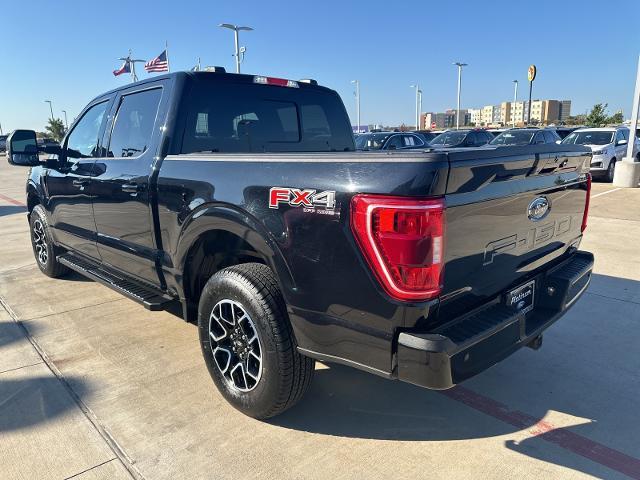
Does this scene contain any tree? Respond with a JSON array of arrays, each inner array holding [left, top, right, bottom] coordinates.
[[45, 118, 66, 142], [585, 103, 608, 127], [607, 111, 624, 125]]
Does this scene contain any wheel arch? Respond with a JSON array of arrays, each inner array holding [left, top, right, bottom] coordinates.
[[174, 205, 295, 322]]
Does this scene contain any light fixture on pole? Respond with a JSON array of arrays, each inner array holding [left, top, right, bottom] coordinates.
[[44, 100, 54, 122], [453, 62, 467, 130], [219, 23, 254, 73], [351, 80, 360, 133], [512, 80, 518, 127], [62, 110, 68, 129], [410, 84, 420, 130]]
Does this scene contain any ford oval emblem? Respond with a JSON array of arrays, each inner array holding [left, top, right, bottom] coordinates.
[[528, 197, 550, 221]]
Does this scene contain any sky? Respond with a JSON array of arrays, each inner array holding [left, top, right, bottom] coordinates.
[[1, 0, 639, 132]]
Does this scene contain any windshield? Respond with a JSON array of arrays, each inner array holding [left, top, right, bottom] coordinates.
[[490, 130, 536, 146], [355, 133, 390, 150], [562, 131, 614, 146], [430, 131, 467, 146]]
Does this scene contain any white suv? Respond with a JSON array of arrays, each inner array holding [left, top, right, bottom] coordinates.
[[561, 127, 639, 182]]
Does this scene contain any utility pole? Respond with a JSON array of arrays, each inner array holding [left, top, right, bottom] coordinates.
[[512, 80, 518, 127], [219, 23, 254, 73], [410, 84, 420, 130], [351, 80, 360, 133], [44, 100, 54, 122], [62, 110, 68, 129], [453, 62, 467, 130]]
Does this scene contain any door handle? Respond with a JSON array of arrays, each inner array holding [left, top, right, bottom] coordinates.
[[72, 179, 90, 188], [121, 183, 144, 194]]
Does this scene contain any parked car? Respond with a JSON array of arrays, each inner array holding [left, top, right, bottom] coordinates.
[[546, 126, 581, 139], [429, 129, 494, 148], [6, 70, 593, 419], [413, 130, 439, 143], [490, 128, 560, 146], [37, 138, 60, 149], [487, 128, 508, 137], [355, 131, 429, 150], [561, 127, 639, 182], [0, 134, 7, 153]]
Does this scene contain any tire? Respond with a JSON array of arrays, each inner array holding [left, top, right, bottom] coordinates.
[[606, 158, 616, 182], [29, 205, 70, 278], [198, 262, 314, 419]]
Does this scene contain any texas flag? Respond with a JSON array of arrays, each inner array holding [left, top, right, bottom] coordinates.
[[113, 59, 131, 76]]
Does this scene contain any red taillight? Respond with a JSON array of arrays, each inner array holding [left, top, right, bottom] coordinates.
[[350, 194, 445, 302], [581, 173, 591, 232]]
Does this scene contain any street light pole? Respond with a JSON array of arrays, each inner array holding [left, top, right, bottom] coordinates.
[[512, 80, 518, 127], [613, 53, 640, 187], [219, 23, 254, 73], [44, 100, 54, 122], [62, 110, 68, 129], [453, 62, 467, 130], [410, 84, 420, 130], [418, 89, 423, 129], [351, 80, 360, 133]]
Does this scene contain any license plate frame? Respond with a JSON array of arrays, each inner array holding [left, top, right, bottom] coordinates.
[[506, 280, 535, 315]]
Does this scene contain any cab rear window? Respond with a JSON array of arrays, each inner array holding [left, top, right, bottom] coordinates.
[[181, 79, 354, 153]]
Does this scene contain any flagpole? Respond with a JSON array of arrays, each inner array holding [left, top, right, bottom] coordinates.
[[165, 40, 170, 72], [129, 49, 136, 83]]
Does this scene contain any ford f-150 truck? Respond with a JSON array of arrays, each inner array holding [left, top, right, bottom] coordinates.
[[6, 70, 593, 419]]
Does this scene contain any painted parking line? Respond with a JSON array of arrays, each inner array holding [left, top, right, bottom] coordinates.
[[0, 192, 26, 207], [592, 188, 622, 199], [441, 386, 640, 479]]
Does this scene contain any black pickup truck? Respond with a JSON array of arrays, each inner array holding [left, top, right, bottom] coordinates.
[[6, 70, 593, 419]]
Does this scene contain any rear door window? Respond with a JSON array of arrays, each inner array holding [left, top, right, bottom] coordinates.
[[107, 88, 162, 158], [385, 135, 403, 149]]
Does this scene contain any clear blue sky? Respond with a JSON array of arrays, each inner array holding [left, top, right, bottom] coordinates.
[[1, 0, 639, 132]]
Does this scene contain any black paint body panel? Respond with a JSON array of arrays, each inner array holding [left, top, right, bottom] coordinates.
[[22, 71, 592, 380]]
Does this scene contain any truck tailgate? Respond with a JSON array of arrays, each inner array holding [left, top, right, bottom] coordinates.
[[439, 144, 591, 321]]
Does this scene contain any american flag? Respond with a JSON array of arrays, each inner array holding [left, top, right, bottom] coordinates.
[[144, 50, 169, 72]]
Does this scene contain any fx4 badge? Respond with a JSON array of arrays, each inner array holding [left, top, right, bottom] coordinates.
[[269, 187, 337, 212]]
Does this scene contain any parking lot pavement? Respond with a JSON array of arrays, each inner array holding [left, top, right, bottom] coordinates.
[[1, 158, 639, 480]]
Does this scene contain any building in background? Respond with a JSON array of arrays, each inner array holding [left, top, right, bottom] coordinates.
[[469, 108, 481, 126], [559, 100, 572, 123], [421, 110, 468, 129]]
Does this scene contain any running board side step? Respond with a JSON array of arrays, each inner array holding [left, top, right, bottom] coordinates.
[[57, 253, 176, 311]]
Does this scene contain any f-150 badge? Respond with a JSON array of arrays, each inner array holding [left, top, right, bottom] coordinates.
[[269, 187, 336, 211]]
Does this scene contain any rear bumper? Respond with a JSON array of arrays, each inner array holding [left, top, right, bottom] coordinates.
[[396, 250, 593, 390]]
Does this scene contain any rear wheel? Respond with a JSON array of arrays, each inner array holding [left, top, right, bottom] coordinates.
[[29, 205, 69, 278], [198, 263, 314, 419], [606, 158, 616, 182]]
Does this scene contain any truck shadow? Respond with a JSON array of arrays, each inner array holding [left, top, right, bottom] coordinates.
[[0, 375, 91, 432], [0, 205, 26, 217], [272, 273, 640, 479]]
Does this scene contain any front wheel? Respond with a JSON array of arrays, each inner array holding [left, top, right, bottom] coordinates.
[[606, 158, 616, 182], [29, 205, 69, 278], [198, 263, 314, 419]]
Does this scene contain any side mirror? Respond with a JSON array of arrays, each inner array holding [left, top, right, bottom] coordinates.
[[7, 130, 41, 166], [387, 144, 397, 150], [617, 139, 628, 146]]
